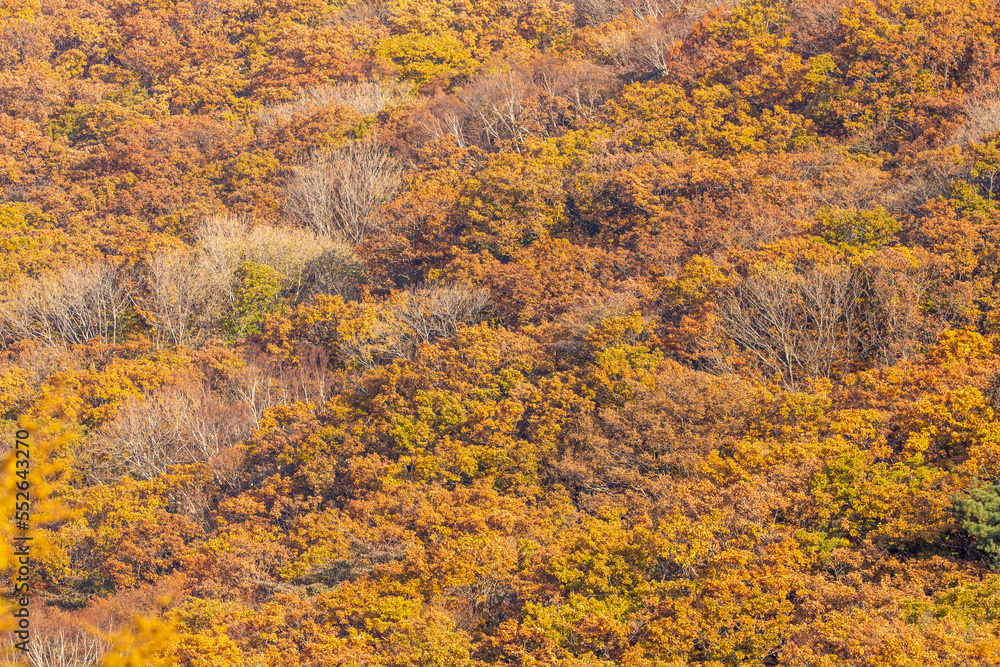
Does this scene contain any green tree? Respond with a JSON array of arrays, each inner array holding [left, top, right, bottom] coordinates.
[[225, 261, 285, 339], [955, 483, 1000, 567]]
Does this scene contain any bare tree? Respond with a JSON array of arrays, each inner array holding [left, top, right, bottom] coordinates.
[[285, 140, 404, 245], [460, 68, 541, 146], [178, 381, 252, 488], [534, 58, 616, 123], [598, 28, 636, 70], [196, 213, 365, 298], [392, 284, 492, 348], [20, 629, 109, 667], [223, 349, 291, 425], [573, 0, 625, 26], [194, 214, 245, 290], [632, 18, 691, 72], [88, 385, 194, 482], [420, 60, 614, 147], [861, 249, 939, 366], [950, 82, 1000, 145], [718, 262, 861, 387], [301, 246, 366, 300], [0, 262, 134, 347], [87, 380, 254, 485], [622, 0, 685, 20], [882, 148, 970, 213], [718, 257, 935, 387], [137, 216, 243, 347], [339, 283, 491, 368], [415, 92, 469, 147], [222, 344, 337, 422], [793, 149, 890, 211], [258, 79, 413, 126], [597, 17, 692, 75], [283, 343, 334, 406], [144, 251, 229, 347]]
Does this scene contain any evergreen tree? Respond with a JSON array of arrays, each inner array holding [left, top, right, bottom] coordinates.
[[955, 483, 1000, 567]]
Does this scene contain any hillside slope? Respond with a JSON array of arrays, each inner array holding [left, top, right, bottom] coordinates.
[[4, 0, 1000, 663]]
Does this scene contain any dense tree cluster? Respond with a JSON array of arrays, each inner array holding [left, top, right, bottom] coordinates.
[[4, 0, 1000, 663]]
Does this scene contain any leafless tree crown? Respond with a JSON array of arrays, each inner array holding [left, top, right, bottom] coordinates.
[[718, 258, 934, 387], [258, 79, 414, 125], [285, 141, 404, 245], [84, 347, 337, 485], [0, 629, 111, 667], [145, 251, 230, 348], [339, 284, 491, 369], [87, 381, 251, 485], [0, 262, 134, 347], [951, 84, 1000, 145]]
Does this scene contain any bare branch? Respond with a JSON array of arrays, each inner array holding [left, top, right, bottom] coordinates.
[[0, 262, 134, 347], [258, 79, 414, 126], [285, 140, 404, 245]]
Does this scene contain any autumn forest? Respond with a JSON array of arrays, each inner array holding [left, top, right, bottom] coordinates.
[[2, 0, 1000, 663]]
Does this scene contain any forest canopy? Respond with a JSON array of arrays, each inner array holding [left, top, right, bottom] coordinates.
[[4, 0, 1000, 663]]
